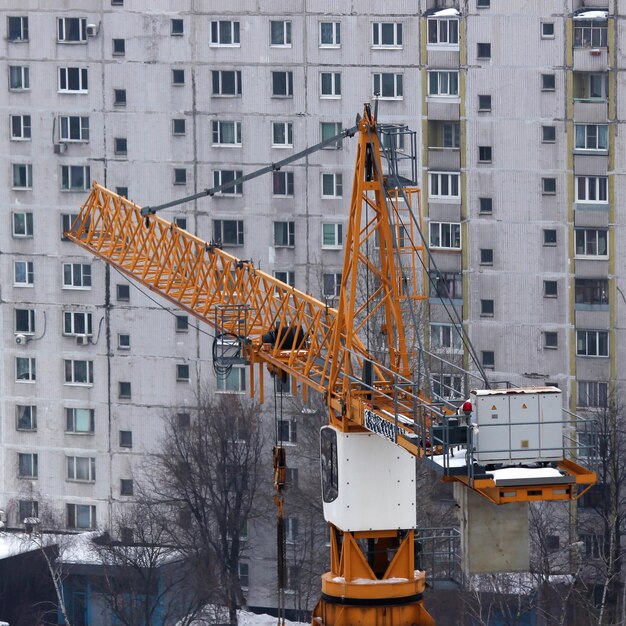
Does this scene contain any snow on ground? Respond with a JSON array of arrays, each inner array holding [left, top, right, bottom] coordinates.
[[186, 609, 308, 626]]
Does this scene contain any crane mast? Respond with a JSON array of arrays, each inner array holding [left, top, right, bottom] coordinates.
[[67, 106, 595, 626]]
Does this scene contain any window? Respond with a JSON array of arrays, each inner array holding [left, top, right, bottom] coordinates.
[[117, 284, 130, 301], [9, 66, 29, 90], [482, 350, 495, 369], [15, 309, 35, 334], [321, 122, 343, 150], [212, 70, 242, 96], [430, 271, 462, 299], [270, 20, 291, 46], [177, 412, 191, 428], [67, 504, 96, 529], [65, 360, 94, 385], [119, 430, 133, 447], [216, 367, 246, 393], [18, 453, 37, 478], [542, 126, 556, 143], [274, 221, 295, 247], [575, 176, 607, 203], [480, 248, 493, 265], [441, 122, 460, 148], [176, 315, 189, 332], [578, 381, 608, 408], [213, 170, 243, 195], [541, 22, 555, 39], [118, 333, 130, 349], [431, 374, 463, 400], [429, 222, 461, 250], [272, 71, 293, 97], [320, 22, 340, 47], [575, 124, 608, 151], [171, 19, 184, 36], [320, 72, 341, 98], [480, 299, 494, 317], [11, 114, 31, 140], [477, 43, 491, 59], [541, 74, 556, 91], [18, 500, 38, 522], [272, 122, 293, 148], [120, 479, 134, 496], [114, 137, 127, 155], [14, 261, 34, 286], [12, 212, 33, 237], [429, 172, 460, 199], [574, 17, 608, 49], [16, 405, 37, 431], [427, 17, 458, 46], [478, 94, 491, 111], [212, 121, 242, 146], [575, 73, 609, 101], [61, 165, 90, 191], [172, 69, 185, 85], [8, 16, 28, 41], [64, 311, 93, 336], [544, 280, 558, 297], [430, 323, 462, 352], [479, 197, 493, 214], [274, 271, 295, 287], [213, 220, 244, 246], [114, 88, 126, 105], [543, 229, 557, 246], [580, 533, 603, 559], [67, 456, 96, 482], [321, 173, 342, 198], [428, 71, 459, 97], [542, 177, 556, 194], [576, 278, 608, 306], [61, 213, 82, 240], [285, 517, 299, 543], [273, 171, 294, 197], [575, 228, 608, 258], [239, 562, 250, 588], [478, 146, 492, 163], [13, 164, 32, 189], [63, 263, 92, 288], [210, 20, 240, 45], [322, 223, 343, 249], [278, 419, 297, 444], [119, 381, 132, 399], [577, 330, 609, 357], [544, 331, 558, 349], [112, 38, 125, 55], [323, 273, 342, 298], [477, 0, 490, 6], [58, 67, 88, 93], [172, 118, 186, 135], [174, 168, 187, 185], [176, 364, 190, 381], [372, 22, 402, 47], [373, 73, 403, 99], [66, 408, 95, 434], [60, 116, 89, 142]]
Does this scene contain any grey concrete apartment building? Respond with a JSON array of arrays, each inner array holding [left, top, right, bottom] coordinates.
[[0, 0, 621, 611]]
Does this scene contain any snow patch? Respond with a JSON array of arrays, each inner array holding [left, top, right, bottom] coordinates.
[[573, 10, 608, 20]]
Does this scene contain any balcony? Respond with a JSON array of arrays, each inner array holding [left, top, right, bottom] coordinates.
[[427, 121, 460, 170], [572, 12, 608, 71], [573, 72, 608, 121]]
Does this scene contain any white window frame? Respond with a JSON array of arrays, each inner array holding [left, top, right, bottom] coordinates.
[[273, 221, 295, 247], [429, 172, 460, 199], [176, 363, 190, 382], [272, 171, 294, 197], [216, 366, 246, 393], [16, 357, 36, 382], [9, 65, 29, 90], [272, 122, 293, 148], [64, 359, 94, 385], [323, 272, 342, 298], [577, 381, 608, 408], [61, 165, 91, 191], [372, 73, 403, 100], [66, 407, 95, 434], [60, 116, 89, 142], [67, 456, 96, 482], [427, 17, 459, 48], [576, 330, 609, 358], [278, 418, 297, 444], [212, 70, 242, 97], [67, 503, 96, 529], [321, 173, 343, 198], [271, 71, 293, 97], [285, 517, 299, 543], [274, 270, 295, 287], [12, 163, 32, 189], [575, 124, 608, 152], [320, 72, 341, 98], [14, 260, 34, 287], [212, 121, 242, 147], [8, 16, 29, 42], [322, 223, 343, 249], [10, 114, 31, 140], [321, 122, 343, 150], [430, 323, 462, 352], [58, 67, 88, 93], [18, 453, 38, 479], [372, 22, 403, 48], [319, 21, 340, 47], [63, 311, 93, 336], [270, 20, 292, 47], [575, 228, 608, 259], [429, 221, 461, 250], [575, 176, 608, 204], [63, 263, 92, 289], [431, 373, 463, 400], [12, 211, 33, 237], [213, 170, 243, 195], [210, 20, 240, 46], [16, 405, 37, 431], [15, 308, 35, 334], [57, 17, 87, 43], [213, 219, 244, 246], [427, 70, 459, 97]]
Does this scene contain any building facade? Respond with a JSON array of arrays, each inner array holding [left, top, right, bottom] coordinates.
[[0, 0, 620, 612]]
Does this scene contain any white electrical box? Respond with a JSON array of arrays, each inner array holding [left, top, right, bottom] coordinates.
[[470, 387, 563, 465], [320, 426, 416, 531]]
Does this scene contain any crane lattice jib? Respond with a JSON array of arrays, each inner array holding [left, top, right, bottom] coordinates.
[[66, 112, 440, 455]]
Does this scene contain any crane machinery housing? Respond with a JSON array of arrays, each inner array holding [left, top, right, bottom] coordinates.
[[67, 105, 596, 626]]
